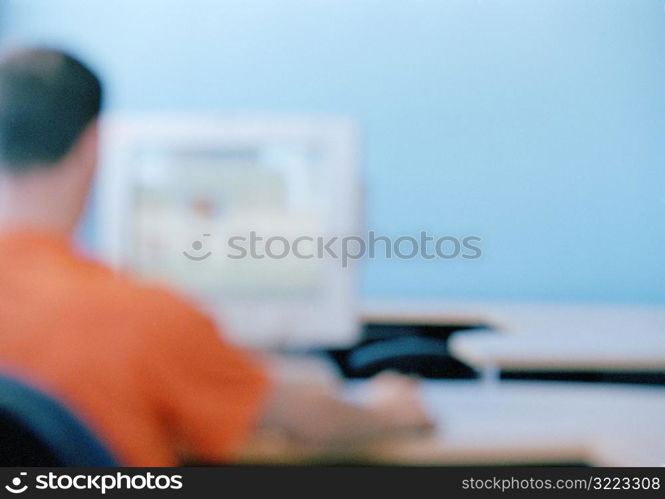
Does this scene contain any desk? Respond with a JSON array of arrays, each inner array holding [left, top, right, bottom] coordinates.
[[240, 380, 665, 466], [375, 381, 665, 466], [362, 301, 665, 374], [240, 302, 665, 466]]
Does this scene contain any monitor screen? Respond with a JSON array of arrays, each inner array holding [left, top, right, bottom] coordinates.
[[99, 116, 360, 348]]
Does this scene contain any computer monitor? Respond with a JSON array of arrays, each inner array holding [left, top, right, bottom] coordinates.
[[97, 115, 361, 349]]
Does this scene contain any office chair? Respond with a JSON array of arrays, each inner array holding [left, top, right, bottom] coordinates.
[[0, 375, 118, 466]]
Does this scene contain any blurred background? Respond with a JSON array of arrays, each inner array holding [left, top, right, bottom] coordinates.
[[1, 0, 663, 305], [1, 0, 665, 468]]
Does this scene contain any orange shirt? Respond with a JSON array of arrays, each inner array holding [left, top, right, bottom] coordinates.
[[0, 231, 270, 466]]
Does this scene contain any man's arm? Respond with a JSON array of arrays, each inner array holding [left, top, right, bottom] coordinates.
[[255, 372, 434, 450]]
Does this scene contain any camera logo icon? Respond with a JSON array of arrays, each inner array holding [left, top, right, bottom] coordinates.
[[5, 472, 28, 494]]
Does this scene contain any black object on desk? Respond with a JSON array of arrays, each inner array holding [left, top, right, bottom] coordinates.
[[501, 370, 665, 386], [325, 322, 489, 379]]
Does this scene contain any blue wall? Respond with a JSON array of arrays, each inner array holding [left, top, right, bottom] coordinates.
[[2, 0, 664, 303]]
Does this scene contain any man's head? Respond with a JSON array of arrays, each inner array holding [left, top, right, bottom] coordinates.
[[0, 48, 103, 235]]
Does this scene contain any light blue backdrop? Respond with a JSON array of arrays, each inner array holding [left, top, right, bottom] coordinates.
[[2, 0, 663, 303]]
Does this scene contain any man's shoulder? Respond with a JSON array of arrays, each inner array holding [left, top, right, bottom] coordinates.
[[107, 273, 206, 323], [72, 258, 212, 333]]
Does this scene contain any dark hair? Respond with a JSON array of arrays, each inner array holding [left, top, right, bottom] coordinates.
[[0, 48, 103, 173]]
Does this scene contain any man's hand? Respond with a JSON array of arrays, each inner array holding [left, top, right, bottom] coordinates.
[[365, 372, 435, 436], [255, 365, 435, 452]]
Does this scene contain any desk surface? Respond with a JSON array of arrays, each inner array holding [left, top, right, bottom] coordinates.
[[241, 303, 665, 465], [239, 380, 665, 466], [420, 381, 665, 466], [363, 301, 665, 371]]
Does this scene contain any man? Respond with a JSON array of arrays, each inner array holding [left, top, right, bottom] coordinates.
[[0, 48, 432, 466]]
